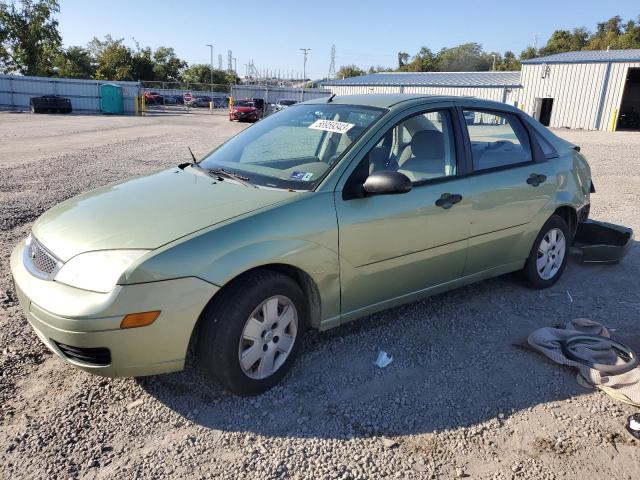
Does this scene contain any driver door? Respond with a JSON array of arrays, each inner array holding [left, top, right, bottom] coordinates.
[[335, 108, 471, 318]]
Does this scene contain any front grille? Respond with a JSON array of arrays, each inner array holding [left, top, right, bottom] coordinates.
[[54, 342, 111, 366], [26, 236, 60, 277]]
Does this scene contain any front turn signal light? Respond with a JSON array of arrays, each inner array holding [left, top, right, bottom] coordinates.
[[120, 311, 161, 329]]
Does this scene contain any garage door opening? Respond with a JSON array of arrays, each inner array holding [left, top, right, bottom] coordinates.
[[617, 68, 640, 130], [534, 97, 554, 126]]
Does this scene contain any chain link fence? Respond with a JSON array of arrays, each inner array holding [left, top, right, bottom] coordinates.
[[140, 81, 231, 115], [139, 81, 332, 117]]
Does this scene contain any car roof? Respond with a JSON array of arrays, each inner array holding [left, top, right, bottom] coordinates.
[[303, 94, 518, 113]]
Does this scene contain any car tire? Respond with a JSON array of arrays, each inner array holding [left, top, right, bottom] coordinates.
[[197, 270, 306, 396], [522, 214, 572, 289]]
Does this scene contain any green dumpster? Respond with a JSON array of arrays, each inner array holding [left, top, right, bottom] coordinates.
[[100, 84, 124, 114]]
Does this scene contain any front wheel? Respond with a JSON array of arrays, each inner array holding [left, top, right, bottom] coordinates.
[[197, 271, 306, 396], [522, 214, 571, 289]]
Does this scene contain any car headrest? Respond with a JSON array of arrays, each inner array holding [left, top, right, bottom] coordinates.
[[411, 130, 444, 159]]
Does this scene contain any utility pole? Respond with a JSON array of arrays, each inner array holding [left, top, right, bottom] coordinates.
[[300, 48, 311, 85], [492, 54, 497, 71], [233, 57, 237, 83], [206, 44, 213, 110]]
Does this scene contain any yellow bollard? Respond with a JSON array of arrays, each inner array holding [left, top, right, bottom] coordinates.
[[610, 109, 618, 132], [141, 96, 146, 114], [134, 95, 139, 115]]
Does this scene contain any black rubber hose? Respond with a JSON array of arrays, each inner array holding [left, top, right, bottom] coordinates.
[[559, 334, 639, 376]]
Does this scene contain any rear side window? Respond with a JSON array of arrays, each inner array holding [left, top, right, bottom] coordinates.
[[464, 110, 532, 171]]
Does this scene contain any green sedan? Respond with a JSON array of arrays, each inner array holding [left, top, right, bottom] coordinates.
[[11, 94, 592, 395]]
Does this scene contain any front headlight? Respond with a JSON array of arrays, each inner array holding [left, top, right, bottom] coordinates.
[[54, 250, 150, 293]]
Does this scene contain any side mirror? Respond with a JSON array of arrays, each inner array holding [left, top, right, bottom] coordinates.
[[362, 171, 412, 195]]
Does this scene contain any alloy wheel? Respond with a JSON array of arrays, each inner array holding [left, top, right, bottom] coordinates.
[[238, 295, 298, 380], [536, 227, 566, 280]]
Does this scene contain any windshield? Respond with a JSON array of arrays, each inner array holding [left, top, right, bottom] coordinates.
[[235, 100, 253, 107], [199, 103, 385, 190]]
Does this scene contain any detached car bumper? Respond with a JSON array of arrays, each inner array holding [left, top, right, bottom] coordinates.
[[10, 241, 218, 377]]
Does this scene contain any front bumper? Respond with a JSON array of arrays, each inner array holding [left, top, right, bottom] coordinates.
[[230, 111, 258, 121], [10, 241, 219, 377]]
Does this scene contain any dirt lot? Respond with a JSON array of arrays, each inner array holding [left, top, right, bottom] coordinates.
[[1, 112, 639, 479]]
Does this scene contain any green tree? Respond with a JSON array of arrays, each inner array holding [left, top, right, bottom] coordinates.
[[397, 51, 409, 68], [336, 64, 365, 79], [402, 46, 438, 71], [495, 51, 521, 71], [52, 45, 94, 78], [367, 65, 393, 74], [180, 63, 234, 84], [131, 45, 154, 81], [539, 28, 589, 56], [0, 0, 61, 75], [617, 18, 640, 48], [519, 46, 539, 60], [88, 36, 134, 80], [152, 46, 186, 82], [436, 43, 493, 71], [587, 15, 640, 50]]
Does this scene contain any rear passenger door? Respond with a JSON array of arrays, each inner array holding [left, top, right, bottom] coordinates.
[[461, 107, 557, 275]]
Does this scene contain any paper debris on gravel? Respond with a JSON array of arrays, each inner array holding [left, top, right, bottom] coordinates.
[[373, 351, 393, 368], [126, 399, 144, 411]]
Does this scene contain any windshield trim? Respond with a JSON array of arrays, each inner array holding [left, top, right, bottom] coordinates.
[[198, 103, 389, 191]]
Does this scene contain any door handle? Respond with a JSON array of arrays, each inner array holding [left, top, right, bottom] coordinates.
[[527, 173, 547, 187], [435, 193, 463, 209]]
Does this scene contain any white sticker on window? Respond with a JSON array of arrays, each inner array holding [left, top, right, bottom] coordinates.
[[308, 119, 355, 134]]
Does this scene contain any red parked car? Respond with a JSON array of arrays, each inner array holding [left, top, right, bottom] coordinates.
[[229, 100, 260, 122], [143, 91, 162, 104]]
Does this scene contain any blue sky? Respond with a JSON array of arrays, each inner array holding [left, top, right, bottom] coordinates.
[[58, 0, 640, 79]]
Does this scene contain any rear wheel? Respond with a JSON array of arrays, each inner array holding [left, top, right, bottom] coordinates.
[[522, 214, 571, 288], [197, 271, 306, 396]]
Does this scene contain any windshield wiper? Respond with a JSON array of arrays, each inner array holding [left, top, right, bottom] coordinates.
[[208, 168, 256, 188]]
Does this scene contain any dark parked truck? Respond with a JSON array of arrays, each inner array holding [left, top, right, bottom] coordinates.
[[30, 95, 72, 114]]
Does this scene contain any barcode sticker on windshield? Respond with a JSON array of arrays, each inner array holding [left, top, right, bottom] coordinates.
[[308, 119, 355, 134]]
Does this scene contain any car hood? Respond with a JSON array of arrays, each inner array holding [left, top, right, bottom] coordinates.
[[234, 106, 256, 112], [32, 167, 296, 262]]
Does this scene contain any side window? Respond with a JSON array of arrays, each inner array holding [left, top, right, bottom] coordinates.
[[464, 110, 532, 171], [365, 110, 457, 183]]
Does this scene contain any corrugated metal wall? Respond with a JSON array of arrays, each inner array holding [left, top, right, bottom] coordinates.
[[231, 85, 331, 103], [323, 85, 401, 95], [599, 62, 640, 131], [0, 75, 140, 114], [324, 84, 524, 105], [519, 62, 640, 130]]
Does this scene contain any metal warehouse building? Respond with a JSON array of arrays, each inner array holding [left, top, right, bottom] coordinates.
[[321, 71, 523, 106], [321, 49, 640, 132]]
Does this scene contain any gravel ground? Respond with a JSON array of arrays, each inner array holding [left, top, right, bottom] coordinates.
[[1, 113, 639, 479]]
